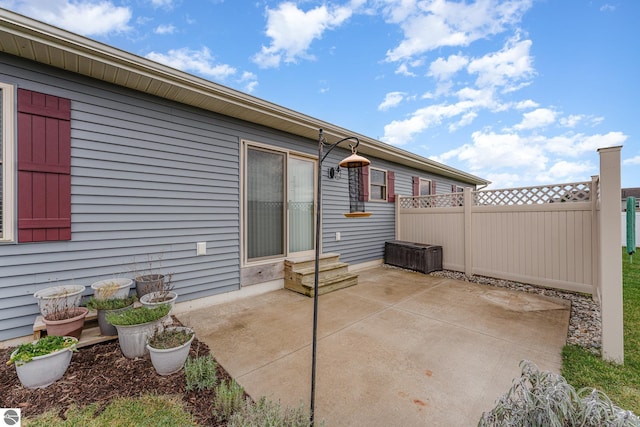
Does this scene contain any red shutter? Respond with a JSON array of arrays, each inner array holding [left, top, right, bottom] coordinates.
[[412, 176, 420, 196], [387, 171, 395, 203], [431, 180, 437, 195], [452, 184, 457, 192], [18, 89, 71, 242], [359, 166, 369, 201]]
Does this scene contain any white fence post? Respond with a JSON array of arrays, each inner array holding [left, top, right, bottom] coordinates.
[[464, 187, 473, 276], [598, 146, 624, 364]]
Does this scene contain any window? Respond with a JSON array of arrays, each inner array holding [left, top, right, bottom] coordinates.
[[419, 178, 432, 196], [0, 82, 16, 242], [369, 168, 387, 201]]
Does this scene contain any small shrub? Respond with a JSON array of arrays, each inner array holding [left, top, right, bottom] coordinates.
[[105, 304, 170, 326], [479, 360, 640, 427], [213, 379, 246, 422], [228, 397, 312, 427], [84, 295, 137, 311], [184, 354, 218, 391]]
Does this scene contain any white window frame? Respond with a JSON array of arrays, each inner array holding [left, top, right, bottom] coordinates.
[[369, 167, 388, 202], [0, 82, 15, 242], [419, 178, 432, 196]]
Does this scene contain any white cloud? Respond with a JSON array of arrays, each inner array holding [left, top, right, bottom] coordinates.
[[514, 108, 556, 130], [150, 0, 174, 8], [483, 172, 523, 189], [467, 36, 535, 90], [428, 54, 469, 80], [514, 99, 539, 109], [238, 71, 258, 93], [145, 47, 236, 80], [395, 63, 416, 77], [559, 114, 583, 128], [154, 24, 176, 35], [252, 2, 353, 68], [623, 156, 640, 165], [545, 131, 627, 156], [1, 0, 131, 36], [535, 160, 594, 183], [378, 92, 406, 111], [384, 0, 532, 62]]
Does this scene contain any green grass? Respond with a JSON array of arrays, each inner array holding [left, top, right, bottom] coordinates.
[[23, 394, 198, 427], [562, 247, 640, 414]]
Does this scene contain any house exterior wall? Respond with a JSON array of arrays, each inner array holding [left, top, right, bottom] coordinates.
[[0, 53, 475, 342]]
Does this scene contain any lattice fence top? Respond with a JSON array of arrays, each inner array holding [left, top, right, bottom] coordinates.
[[399, 192, 464, 208], [473, 181, 592, 206]]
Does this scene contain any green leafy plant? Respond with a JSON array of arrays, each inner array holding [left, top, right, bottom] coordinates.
[[105, 304, 170, 326], [7, 335, 78, 366], [147, 327, 193, 349], [213, 379, 246, 422], [228, 397, 312, 427], [84, 295, 137, 311], [479, 360, 640, 427], [184, 354, 218, 392]]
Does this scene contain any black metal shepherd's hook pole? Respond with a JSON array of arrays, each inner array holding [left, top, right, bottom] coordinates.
[[310, 129, 364, 425]]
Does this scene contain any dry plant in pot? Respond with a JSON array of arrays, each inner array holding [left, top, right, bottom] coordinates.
[[139, 273, 177, 313], [33, 284, 85, 317], [42, 296, 89, 339], [146, 326, 195, 375], [90, 278, 133, 300]]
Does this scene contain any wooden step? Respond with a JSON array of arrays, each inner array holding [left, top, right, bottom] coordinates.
[[285, 272, 359, 297], [33, 309, 117, 348], [284, 253, 341, 271], [285, 261, 350, 286]]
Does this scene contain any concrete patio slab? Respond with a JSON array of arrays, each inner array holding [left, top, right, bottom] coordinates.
[[177, 266, 570, 426]]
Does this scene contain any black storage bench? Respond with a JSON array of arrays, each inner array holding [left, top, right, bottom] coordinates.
[[384, 240, 443, 274]]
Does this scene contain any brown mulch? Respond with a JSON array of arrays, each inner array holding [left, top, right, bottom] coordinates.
[[0, 321, 235, 426]]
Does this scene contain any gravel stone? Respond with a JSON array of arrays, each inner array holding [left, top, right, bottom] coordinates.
[[428, 269, 602, 354]]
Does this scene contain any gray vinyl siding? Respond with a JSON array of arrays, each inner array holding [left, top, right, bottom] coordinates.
[[0, 54, 288, 340]]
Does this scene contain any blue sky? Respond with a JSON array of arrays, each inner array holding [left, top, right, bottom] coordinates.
[[1, 0, 638, 189]]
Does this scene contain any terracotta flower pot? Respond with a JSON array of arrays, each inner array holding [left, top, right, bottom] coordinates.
[[43, 307, 89, 339]]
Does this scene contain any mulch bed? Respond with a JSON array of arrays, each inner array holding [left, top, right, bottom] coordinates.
[[0, 322, 234, 426]]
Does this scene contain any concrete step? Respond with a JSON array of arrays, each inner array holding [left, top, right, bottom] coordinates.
[[285, 272, 359, 297]]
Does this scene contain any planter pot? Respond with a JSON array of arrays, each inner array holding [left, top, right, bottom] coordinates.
[[147, 327, 195, 375], [43, 307, 89, 339], [140, 291, 177, 313], [12, 337, 78, 388], [135, 274, 165, 298], [114, 317, 167, 358], [91, 278, 133, 300], [97, 304, 134, 336], [34, 285, 85, 317]]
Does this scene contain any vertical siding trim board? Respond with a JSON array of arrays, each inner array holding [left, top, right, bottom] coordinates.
[[17, 88, 71, 242]]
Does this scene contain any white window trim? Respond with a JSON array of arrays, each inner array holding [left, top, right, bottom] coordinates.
[[1, 82, 15, 242], [369, 167, 388, 202]]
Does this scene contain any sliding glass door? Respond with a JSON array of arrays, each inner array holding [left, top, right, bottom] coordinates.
[[245, 146, 315, 262]]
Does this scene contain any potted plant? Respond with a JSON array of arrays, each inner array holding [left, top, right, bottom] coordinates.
[[134, 273, 166, 299], [42, 297, 89, 339], [33, 284, 85, 317], [7, 335, 78, 388], [139, 273, 177, 313], [146, 326, 195, 375], [85, 295, 137, 336], [90, 278, 133, 300], [106, 304, 171, 359]]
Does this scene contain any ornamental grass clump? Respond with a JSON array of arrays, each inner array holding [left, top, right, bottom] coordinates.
[[228, 397, 313, 427], [479, 360, 640, 427], [185, 354, 218, 391], [105, 304, 170, 326], [147, 328, 194, 349], [213, 379, 246, 422], [7, 335, 78, 366]]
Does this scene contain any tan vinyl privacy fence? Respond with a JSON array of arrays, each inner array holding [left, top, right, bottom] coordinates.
[[396, 179, 597, 294], [395, 147, 624, 362]]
